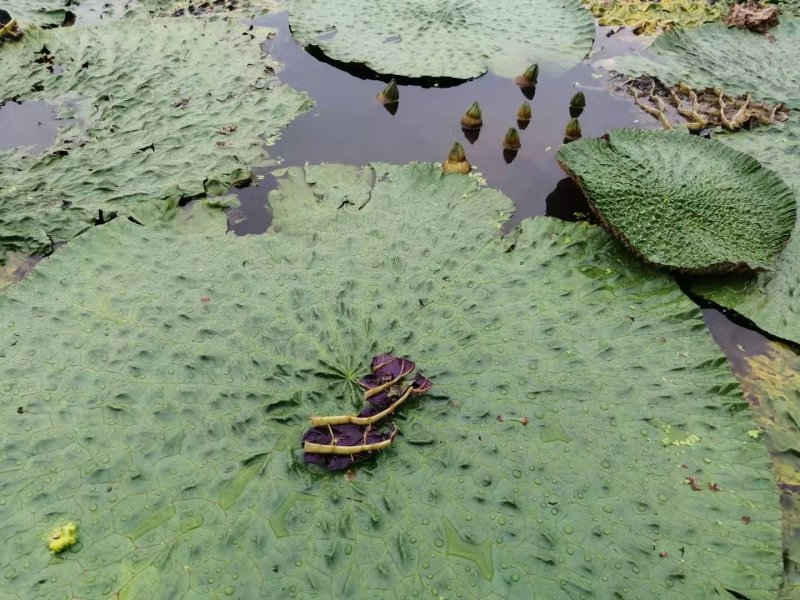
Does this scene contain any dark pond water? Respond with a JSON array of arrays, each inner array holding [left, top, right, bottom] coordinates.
[[0, 101, 62, 153], [233, 12, 648, 234]]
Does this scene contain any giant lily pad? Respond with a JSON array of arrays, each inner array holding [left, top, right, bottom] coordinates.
[[0, 162, 782, 598], [288, 0, 595, 80], [0, 16, 311, 263], [557, 128, 796, 273], [616, 17, 800, 107], [692, 117, 800, 343]]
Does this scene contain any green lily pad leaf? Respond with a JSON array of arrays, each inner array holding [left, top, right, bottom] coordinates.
[[735, 341, 800, 597], [4, 0, 69, 27], [0, 16, 311, 262], [692, 117, 800, 343], [616, 17, 800, 107], [0, 162, 782, 598], [557, 128, 796, 273], [140, 0, 282, 17], [288, 0, 595, 80], [583, 0, 728, 36]]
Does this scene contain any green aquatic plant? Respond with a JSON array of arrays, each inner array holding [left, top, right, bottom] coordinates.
[[516, 100, 532, 123], [0, 16, 311, 263], [502, 127, 521, 150], [735, 341, 800, 597], [564, 117, 582, 140], [515, 63, 540, 88], [583, 0, 729, 35], [0, 161, 782, 598], [617, 17, 800, 108], [377, 78, 399, 104], [460, 101, 483, 129], [692, 117, 800, 344], [442, 142, 471, 174], [3, 1, 70, 27], [289, 0, 594, 79], [569, 91, 586, 117], [558, 129, 796, 273]]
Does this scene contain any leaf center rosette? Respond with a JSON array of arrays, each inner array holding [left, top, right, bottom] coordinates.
[[302, 354, 432, 470]]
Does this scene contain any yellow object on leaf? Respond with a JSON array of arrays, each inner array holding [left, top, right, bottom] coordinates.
[[48, 522, 78, 554], [583, 0, 727, 35]]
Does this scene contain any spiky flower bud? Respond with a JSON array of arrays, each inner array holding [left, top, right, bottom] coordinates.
[[442, 142, 472, 175], [503, 127, 521, 150], [564, 118, 582, 141], [569, 91, 585, 117], [517, 101, 532, 122], [377, 79, 399, 104], [515, 63, 538, 88], [460, 101, 483, 129]]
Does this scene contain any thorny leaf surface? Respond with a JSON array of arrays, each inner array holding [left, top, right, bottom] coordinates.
[[557, 128, 796, 273], [0, 16, 311, 263], [289, 0, 595, 80], [0, 162, 782, 598], [616, 17, 800, 107], [693, 117, 800, 344]]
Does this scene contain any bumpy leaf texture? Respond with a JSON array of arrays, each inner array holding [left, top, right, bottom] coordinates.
[[289, 0, 595, 79], [0, 163, 782, 598], [616, 17, 800, 107], [4, 0, 70, 26], [0, 16, 311, 263], [693, 117, 800, 344], [735, 341, 800, 598], [557, 128, 796, 273], [582, 0, 728, 35]]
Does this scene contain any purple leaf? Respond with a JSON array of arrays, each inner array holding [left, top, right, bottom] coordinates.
[[357, 372, 389, 390], [371, 354, 397, 371], [301, 423, 396, 471], [365, 388, 392, 407], [411, 373, 432, 394], [326, 455, 358, 471], [357, 404, 383, 418], [375, 356, 415, 380]]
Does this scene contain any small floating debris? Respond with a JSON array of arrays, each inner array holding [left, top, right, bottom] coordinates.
[[503, 127, 521, 151], [377, 78, 399, 104], [460, 101, 483, 129], [48, 522, 78, 554], [515, 63, 538, 89], [442, 142, 472, 175], [569, 91, 586, 118], [564, 118, 582, 142]]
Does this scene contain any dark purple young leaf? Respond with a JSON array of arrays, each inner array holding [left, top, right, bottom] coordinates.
[[301, 426, 334, 445], [365, 388, 393, 407], [371, 354, 397, 371], [302, 425, 396, 471], [357, 372, 390, 390], [357, 404, 383, 418], [375, 356, 415, 380], [411, 373, 432, 394], [326, 455, 358, 471], [303, 452, 327, 466]]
